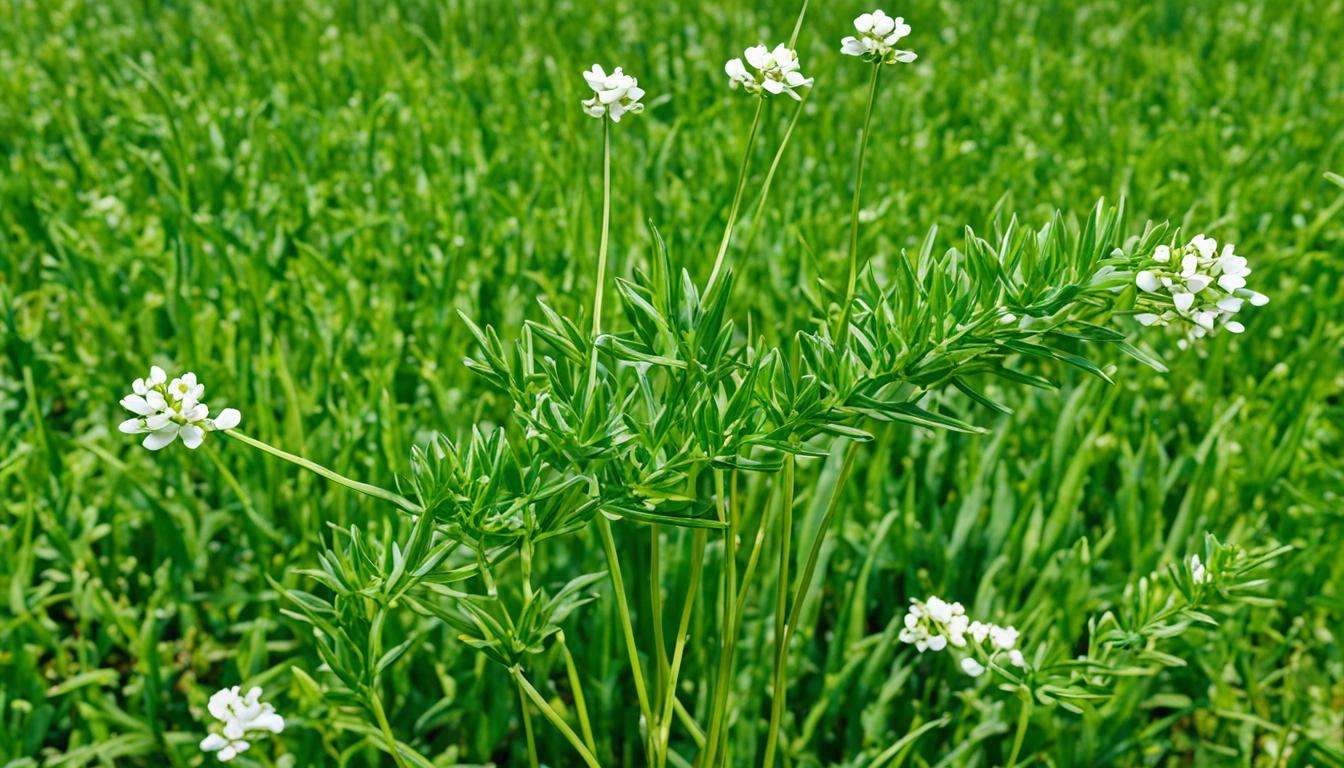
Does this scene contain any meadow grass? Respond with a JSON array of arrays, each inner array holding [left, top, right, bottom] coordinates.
[[2, 0, 1343, 766]]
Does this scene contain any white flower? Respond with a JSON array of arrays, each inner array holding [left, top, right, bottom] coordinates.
[[989, 624, 1019, 651], [725, 43, 812, 100], [900, 597, 1031, 678], [118, 366, 240, 450], [581, 65, 645, 122], [840, 9, 917, 64], [1133, 234, 1267, 343], [200, 686, 284, 763], [967, 620, 990, 644], [925, 596, 954, 623], [1190, 554, 1209, 584]]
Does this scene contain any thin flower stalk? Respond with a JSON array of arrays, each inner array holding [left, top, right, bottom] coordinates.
[[700, 470, 738, 768], [558, 633, 600, 758], [760, 453, 797, 768], [514, 668, 603, 768], [834, 61, 883, 346], [223, 430, 421, 515], [703, 98, 765, 298], [655, 530, 707, 768], [763, 444, 857, 768], [585, 118, 613, 406], [516, 679, 540, 768], [597, 516, 656, 761]]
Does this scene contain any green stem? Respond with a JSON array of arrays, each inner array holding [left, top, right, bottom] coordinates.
[[763, 442, 859, 766], [761, 455, 796, 768], [834, 61, 883, 346], [586, 119, 613, 404], [368, 691, 413, 768], [597, 516, 656, 762], [559, 633, 600, 758], [740, 93, 809, 261], [514, 668, 603, 768], [656, 530, 707, 768], [739, 0, 813, 261], [1004, 695, 1032, 768], [224, 430, 420, 514], [592, 118, 612, 337], [517, 678, 540, 768], [786, 442, 859, 633], [788, 0, 811, 47], [651, 527, 668, 704], [703, 98, 765, 299], [701, 472, 737, 767]]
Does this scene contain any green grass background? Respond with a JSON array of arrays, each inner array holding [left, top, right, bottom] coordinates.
[[2, 0, 1342, 765]]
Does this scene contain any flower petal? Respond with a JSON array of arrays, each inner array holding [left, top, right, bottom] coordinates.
[[201, 734, 229, 752], [181, 424, 205, 449], [142, 426, 179, 451]]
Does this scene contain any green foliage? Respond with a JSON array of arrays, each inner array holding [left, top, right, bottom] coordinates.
[[2, 0, 1343, 767]]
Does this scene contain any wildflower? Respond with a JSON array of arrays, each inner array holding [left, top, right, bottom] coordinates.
[[840, 10, 917, 64], [988, 624, 1019, 650], [1190, 554, 1209, 584], [200, 686, 284, 762], [581, 65, 645, 122], [725, 44, 813, 100], [118, 365, 241, 450], [899, 596, 1029, 678], [1133, 234, 1268, 343]]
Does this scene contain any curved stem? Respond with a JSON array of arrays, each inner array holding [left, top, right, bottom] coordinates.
[[834, 62, 883, 346], [761, 454, 796, 768], [597, 516, 656, 761], [224, 430, 420, 514], [513, 667, 603, 768], [703, 98, 765, 299]]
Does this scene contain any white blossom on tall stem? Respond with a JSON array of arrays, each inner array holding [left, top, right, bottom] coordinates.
[[581, 65, 645, 122], [1133, 233, 1268, 346], [840, 9, 917, 64], [117, 365, 241, 450], [725, 44, 813, 100], [199, 686, 284, 762], [899, 595, 1028, 678]]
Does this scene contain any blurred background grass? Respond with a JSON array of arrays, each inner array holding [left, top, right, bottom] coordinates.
[[2, 0, 1342, 765]]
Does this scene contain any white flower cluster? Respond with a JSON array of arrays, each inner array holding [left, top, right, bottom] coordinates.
[[1190, 554, 1210, 584], [582, 65, 645, 122], [1134, 234, 1268, 345], [725, 44, 813, 100], [118, 366, 241, 450], [898, 596, 1026, 677], [199, 686, 284, 762], [840, 10, 917, 63]]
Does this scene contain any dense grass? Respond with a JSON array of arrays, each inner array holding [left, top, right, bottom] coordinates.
[[2, 0, 1343, 766]]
